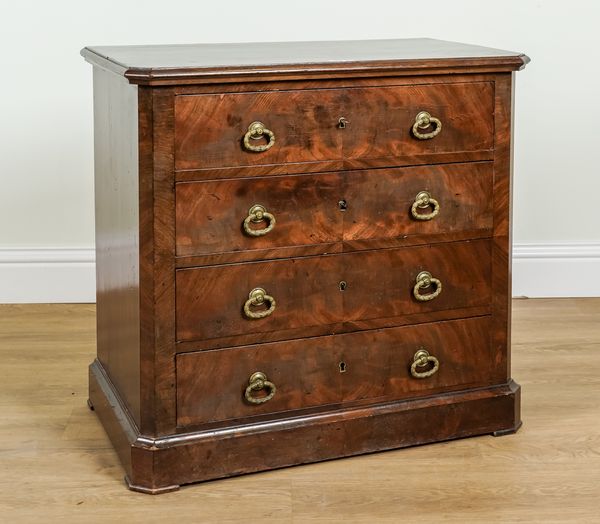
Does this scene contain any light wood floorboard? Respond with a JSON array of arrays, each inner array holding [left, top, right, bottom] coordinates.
[[0, 299, 599, 523]]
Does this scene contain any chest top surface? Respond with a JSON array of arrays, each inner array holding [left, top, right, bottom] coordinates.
[[81, 38, 529, 85]]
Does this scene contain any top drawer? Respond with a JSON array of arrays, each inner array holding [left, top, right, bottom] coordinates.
[[174, 82, 494, 171]]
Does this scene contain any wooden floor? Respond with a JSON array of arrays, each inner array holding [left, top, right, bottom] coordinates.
[[0, 299, 599, 523]]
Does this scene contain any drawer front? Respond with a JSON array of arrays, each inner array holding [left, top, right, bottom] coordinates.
[[174, 82, 494, 172], [175, 173, 342, 257], [176, 239, 491, 342], [343, 162, 493, 243], [174, 89, 343, 170], [341, 82, 494, 161], [176, 316, 497, 427], [175, 162, 493, 258]]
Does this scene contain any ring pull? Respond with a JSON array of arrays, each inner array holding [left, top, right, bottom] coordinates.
[[243, 121, 276, 152], [411, 191, 440, 221], [244, 371, 277, 404], [243, 287, 276, 319], [243, 204, 276, 237], [410, 349, 440, 379], [413, 271, 443, 302], [412, 111, 442, 140]]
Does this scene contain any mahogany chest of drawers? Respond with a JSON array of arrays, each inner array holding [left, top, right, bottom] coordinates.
[[82, 38, 529, 493]]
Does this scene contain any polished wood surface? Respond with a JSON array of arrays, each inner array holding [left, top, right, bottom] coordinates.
[[174, 89, 342, 170], [173, 306, 492, 354], [81, 38, 529, 85], [1, 300, 597, 522], [148, 380, 519, 490], [83, 41, 527, 491], [143, 88, 178, 436], [170, 75, 499, 180], [175, 239, 492, 343], [343, 162, 493, 245], [93, 68, 141, 426], [174, 82, 493, 171], [340, 82, 493, 160], [172, 72, 502, 182], [176, 316, 497, 428], [490, 74, 514, 380], [175, 172, 342, 257], [175, 162, 493, 260]]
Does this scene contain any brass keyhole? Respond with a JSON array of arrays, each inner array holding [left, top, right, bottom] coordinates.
[[339, 281, 347, 291], [339, 361, 347, 373], [338, 117, 350, 129], [338, 199, 348, 211]]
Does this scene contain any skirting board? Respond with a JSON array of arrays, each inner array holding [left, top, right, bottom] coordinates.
[[0, 248, 96, 304], [0, 243, 599, 303], [512, 243, 600, 298]]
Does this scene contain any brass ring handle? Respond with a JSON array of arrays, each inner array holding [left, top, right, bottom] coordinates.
[[243, 204, 276, 237], [410, 349, 440, 379], [243, 121, 275, 152], [243, 287, 276, 319], [244, 371, 277, 404], [412, 111, 442, 140], [411, 191, 440, 221], [413, 271, 443, 302]]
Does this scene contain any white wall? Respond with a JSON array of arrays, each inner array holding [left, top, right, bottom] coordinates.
[[1, 0, 598, 302]]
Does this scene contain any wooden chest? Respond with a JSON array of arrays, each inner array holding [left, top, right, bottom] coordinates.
[[82, 38, 529, 493]]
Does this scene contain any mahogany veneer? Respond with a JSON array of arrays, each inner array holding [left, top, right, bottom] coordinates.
[[176, 316, 500, 427], [175, 162, 493, 259], [174, 82, 494, 170], [82, 38, 528, 493], [175, 240, 492, 342]]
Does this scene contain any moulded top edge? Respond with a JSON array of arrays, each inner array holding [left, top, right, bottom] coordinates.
[[81, 38, 529, 85]]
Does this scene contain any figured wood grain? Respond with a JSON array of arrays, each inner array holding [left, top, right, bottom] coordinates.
[[170, 73, 501, 180], [149, 89, 178, 435], [176, 316, 497, 427], [137, 86, 156, 435], [491, 73, 514, 381], [173, 151, 492, 181], [343, 162, 493, 242], [174, 231, 493, 269], [175, 162, 493, 261], [175, 239, 491, 342], [175, 172, 342, 257], [173, 305, 492, 354], [174, 81, 493, 171], [175, 89, 342, 170], [341, 82, 494, 160]]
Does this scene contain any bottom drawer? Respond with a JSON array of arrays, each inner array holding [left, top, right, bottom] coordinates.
[[176, 316, 503, 427]]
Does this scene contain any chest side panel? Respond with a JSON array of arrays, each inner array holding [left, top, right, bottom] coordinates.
[[92, 68, 141, 426]]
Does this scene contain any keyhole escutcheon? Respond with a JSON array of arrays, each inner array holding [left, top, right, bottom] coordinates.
[[338, 117, 350, 129]]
